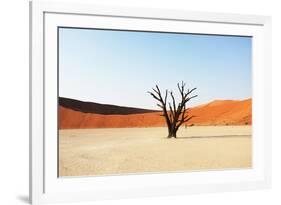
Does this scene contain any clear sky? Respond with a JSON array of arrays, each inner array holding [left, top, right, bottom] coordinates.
[[59, 28, 252, 109]]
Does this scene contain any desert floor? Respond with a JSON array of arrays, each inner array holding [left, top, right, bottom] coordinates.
[[59, 126, 252, 177]]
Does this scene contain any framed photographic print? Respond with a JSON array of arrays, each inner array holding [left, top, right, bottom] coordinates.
[[30, 1, 271, 204]]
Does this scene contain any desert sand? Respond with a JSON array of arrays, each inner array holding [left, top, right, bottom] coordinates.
[[59, 126, 252, 177]]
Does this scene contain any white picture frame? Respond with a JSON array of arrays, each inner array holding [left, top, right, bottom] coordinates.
[[30, 1, 272, 204]]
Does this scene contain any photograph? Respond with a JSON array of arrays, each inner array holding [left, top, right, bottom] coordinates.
[[58, 27, 252, 177]]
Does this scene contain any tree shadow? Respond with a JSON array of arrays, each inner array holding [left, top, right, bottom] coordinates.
[[177, 135, 250, 139]]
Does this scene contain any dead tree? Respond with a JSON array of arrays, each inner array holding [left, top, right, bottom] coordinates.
[[148, 82, 197, 138]]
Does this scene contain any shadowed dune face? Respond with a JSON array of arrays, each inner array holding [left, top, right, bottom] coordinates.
[[59, 98, 252, 129], [59, 97, 158, 115]]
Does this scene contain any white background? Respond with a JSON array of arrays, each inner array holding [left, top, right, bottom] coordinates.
[[0, 0, 278, 204]]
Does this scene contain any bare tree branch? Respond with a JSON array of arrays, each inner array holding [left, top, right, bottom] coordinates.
[[148, 82, 197, 138]]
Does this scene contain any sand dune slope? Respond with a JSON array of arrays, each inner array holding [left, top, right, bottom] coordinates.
[[59, 98, 251, 129], [190, 99, 252, 125]]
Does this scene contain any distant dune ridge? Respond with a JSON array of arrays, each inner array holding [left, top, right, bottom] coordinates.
[[59, 97, 252, 129], [59, 97, 158, 115]]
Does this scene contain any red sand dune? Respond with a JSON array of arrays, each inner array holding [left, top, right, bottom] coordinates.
[[59, 98, 252, 129]]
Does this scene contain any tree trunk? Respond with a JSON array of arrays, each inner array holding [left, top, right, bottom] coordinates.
[[167, 127, 177, 138]]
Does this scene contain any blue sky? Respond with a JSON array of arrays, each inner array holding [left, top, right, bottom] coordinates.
[[59, 28, 252, 109]]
